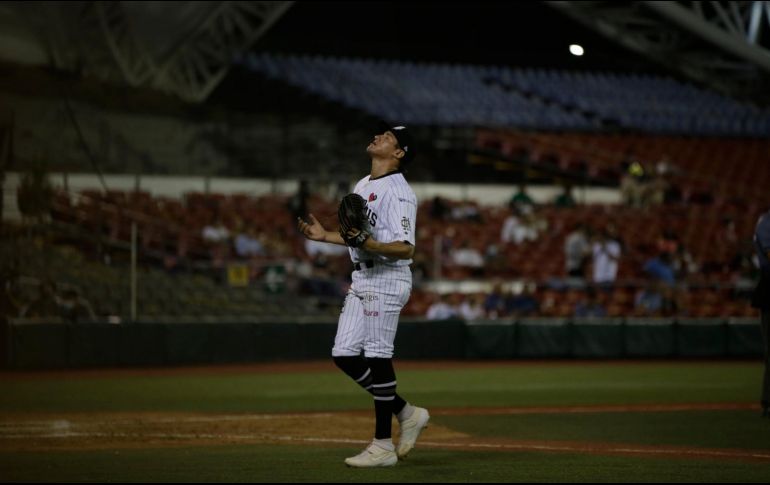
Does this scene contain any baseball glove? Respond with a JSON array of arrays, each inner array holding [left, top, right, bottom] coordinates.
[[338, 193, 371, 248]]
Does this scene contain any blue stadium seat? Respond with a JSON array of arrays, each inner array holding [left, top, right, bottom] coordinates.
[[236, 54, 770, 135]]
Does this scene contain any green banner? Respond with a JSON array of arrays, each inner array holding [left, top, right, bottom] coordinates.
[[465, 320, 516, 359], [517, 318, 570, 357], [625, 318, 676, 357]]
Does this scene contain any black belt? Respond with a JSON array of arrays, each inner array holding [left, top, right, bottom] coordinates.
[[354, 260, 375, 271]]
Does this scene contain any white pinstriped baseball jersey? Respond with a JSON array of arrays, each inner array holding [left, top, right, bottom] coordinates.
[[348, 170, 417, 267], [332, 169, 417, 358]]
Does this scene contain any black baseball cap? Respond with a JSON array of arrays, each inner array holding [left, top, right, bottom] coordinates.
[[378, 121, 415, 164]]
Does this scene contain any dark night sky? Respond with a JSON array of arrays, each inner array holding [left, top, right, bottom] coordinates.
[[254, 1, 664, 73]]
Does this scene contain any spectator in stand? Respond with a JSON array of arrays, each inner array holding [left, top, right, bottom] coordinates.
[[525, 206, 548, 236], [652, 156, 681, 206], [591, 229, 622, 288], [645, 173, 668, 208], [672, 244, 699, 282], [458, 293, 486, 320], [234, 227, 266, 259], [553, 183, 576, 208], [643, 253, 676, 287], [261, 231, 292, 258], [505, 284, 539, 317], [202, 216, 230, 244], [202, 215, 231, 266], [425, 293, 458, 320], [501, 206, 543, 245], [450, 240, 485, 274], [655, 155, 678, 178], [451, 201, 483, 223], [440, 226, 457, 262], [656, 232, 696, 313], [573, 286, 607, 318], [484, 242, 505, 271], [564, 223, 591, 278], [634, 281, 664, 317], [509, 182, 534, 211], [305, 238, 348, 263], [500, 207, 525, 245], [620, 161, 646, 208], [300, 237, 348, 300], [538, 288, 559, 316], [484, 282, 506, 319]]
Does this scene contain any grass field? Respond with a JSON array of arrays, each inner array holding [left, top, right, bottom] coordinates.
[[1, 360, 769, 482]]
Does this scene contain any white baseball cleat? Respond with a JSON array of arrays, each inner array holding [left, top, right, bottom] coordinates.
[[344, 441, 398, 468], [397, 407, 430, 459]]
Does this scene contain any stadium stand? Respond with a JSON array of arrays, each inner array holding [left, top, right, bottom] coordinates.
[[37, 181, 759, 320], [4, 57, 767, 324], [475, 130, 770, 204], [239, 54, 770, 136]]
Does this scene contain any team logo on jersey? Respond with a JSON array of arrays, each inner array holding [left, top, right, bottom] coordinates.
[[368, 193, 377, 202], [401, 217, 411, 234], [365, 207, 378, 227]]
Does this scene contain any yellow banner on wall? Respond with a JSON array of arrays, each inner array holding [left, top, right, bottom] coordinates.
[[227, 264, 249, 287]]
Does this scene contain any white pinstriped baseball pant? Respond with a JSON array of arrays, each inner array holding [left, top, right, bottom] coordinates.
[[331, 265, 412, 359]]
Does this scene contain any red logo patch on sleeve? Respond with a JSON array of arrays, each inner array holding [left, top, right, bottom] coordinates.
[[368, 193, 377, 202]]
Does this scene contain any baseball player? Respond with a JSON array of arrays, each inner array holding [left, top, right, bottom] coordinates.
[[752, 206, 770, 418], [297, 122, 430, 467]]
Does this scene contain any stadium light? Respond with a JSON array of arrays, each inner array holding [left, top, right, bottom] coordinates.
[[569, 44, 584, 56]]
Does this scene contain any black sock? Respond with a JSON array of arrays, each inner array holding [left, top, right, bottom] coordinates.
[[367, 357, 398, 440], [333, 356, 407, 415]]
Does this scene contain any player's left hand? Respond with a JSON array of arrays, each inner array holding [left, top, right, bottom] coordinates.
[[339, 226, 370, 248], [344, 228, 361, 238], [338, 193, 371, 247]]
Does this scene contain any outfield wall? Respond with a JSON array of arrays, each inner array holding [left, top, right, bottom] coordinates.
[[4, 317, 762, 369]]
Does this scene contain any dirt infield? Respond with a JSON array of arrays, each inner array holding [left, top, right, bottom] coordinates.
[[2, 404, 768, 463]]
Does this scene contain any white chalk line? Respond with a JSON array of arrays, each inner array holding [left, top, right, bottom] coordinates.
[[0, 402, 755, 431], [2, 427, 769, 461]]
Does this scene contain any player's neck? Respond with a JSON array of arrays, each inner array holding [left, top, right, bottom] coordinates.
[[370, 157, 400, 179]]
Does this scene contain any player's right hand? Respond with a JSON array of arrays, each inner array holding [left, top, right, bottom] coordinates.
[[297, 213, 327, 242]]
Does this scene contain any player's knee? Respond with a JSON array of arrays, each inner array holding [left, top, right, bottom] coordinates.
[[333, 355, 365, 376], [366, 357, 396, 382], [334, 355, 375, 391]]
